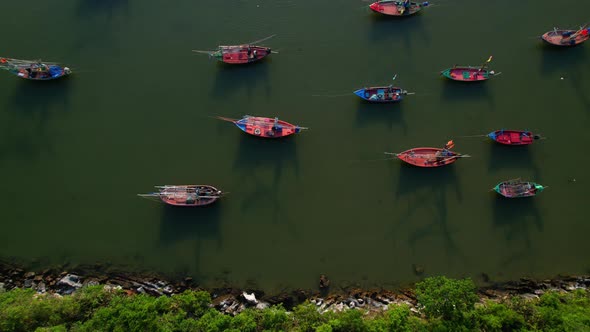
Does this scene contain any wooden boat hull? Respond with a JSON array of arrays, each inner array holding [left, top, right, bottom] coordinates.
[[396, 147, 460, 167], [159, 185, 222, 207], [488, 130, 535, 146], [216, 45, 271, 64], [369, 1, 427, 16], [541, 30, 589, 46], [493, 180, 545, 198], [236, 116, 302, 138], [441, 67, 492, 82], [354, 86, 406, 103]]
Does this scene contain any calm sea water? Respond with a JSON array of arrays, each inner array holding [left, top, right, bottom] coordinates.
[[1, 0, 589, 292]]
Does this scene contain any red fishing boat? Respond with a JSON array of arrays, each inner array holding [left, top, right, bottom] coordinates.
[[541, 26, 590, 46], [216, 115, 308, 138], [385, 141, 469, 167], [369, 0, 430, 16], [138, 185, 223, 207], [192, 35, 277, 64], [487, 130, 542, 146], [441, 56, 498, 82]]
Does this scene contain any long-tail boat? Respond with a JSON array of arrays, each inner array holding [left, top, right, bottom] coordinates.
[[216, 115, 308, 138], [541, 26, 590, 46], [441, 56, 498, 82], [0, 57, 71, 80], [138, 185, 223, 207], [192, 35, 277, 64], [369, 0, 430, 16], [354, 86, 408, 103], [493, 179, 546, 198], [385, 140, 470, 167], [487, 130, 542, 146]]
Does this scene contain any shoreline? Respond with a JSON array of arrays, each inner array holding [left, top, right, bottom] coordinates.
[[2, 260, 589, 315]]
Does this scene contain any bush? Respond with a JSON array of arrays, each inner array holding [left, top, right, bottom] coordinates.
[[260, 304, 289, 331], [415, 276, 478, 323], [473, 301, 525, 331], [0, 278, 589, 331], [292, 302, 325, 332]]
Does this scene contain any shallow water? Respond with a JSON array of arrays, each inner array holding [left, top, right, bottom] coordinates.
[[0, 0, 589, 292]]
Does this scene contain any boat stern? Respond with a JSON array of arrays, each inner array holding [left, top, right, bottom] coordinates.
[[493, 183, 502, 195], [441, 68, 452, 79], [369, 2, 381, 12], [353, 89, 366, 99]]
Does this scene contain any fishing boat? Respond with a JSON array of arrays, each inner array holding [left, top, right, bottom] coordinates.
[[369, 0, 430, 16], [138, 185, 223, 207], [493, 179, 546, 198], [487, 130, 541, 146], [0, 57, 71, 80], [385, 140, 469, 167], [541, 26, 590, 46], [354, 86, 408, 103], [215, 115, 308, 138], [192, 35, 277, 64], [441, 56, 497, 82]]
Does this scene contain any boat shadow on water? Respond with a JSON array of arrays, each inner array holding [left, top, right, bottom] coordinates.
[[355, 102, 407, 134], [539, 43, 586, 75], [539, 45, 590, 109], [491, 195, 543, 248], [367, 13, 429, 50], [8, 79, 72, 118], [487, 144, 541, 179], [158, 203, 222, 246], [390, 164, 465, 258], [440, 80, 494, 109], [158, 203, 223, 280], [232, 134, 300, 182], [210, 60, 271, 99]]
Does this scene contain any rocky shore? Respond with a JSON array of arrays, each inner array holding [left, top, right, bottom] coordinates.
[[1, 260, 589, 316]]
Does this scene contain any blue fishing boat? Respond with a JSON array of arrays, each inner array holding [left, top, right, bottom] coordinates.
[[0, 57, 71, 81], [354, 86, 408, 103]]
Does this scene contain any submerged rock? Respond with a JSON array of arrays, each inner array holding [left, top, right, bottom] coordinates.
[[319, 274, 330, 289]]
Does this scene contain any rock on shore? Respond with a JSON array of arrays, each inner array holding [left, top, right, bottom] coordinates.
[[1, 261, 589, 316]]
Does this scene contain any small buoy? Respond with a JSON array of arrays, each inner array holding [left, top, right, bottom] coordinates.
[[560, 77, 564, 80]]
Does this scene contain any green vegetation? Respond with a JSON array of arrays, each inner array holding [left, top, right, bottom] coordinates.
[[1, 276, 589, 331]]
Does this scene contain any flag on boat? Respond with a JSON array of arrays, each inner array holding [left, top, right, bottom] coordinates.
[[486, 56, 493, 63]]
